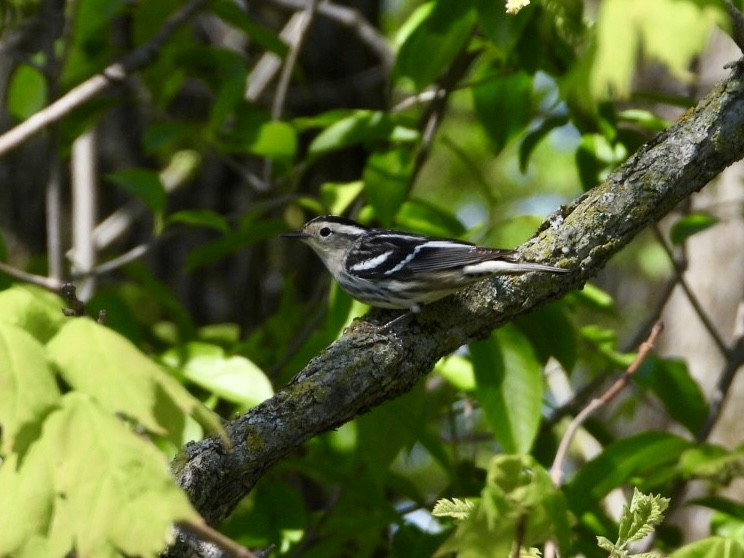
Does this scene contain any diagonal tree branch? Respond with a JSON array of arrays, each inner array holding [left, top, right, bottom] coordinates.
[[165, 59, 744, 556]]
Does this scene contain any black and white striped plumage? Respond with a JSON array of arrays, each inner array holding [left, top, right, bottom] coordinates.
[[282, 215, 568, 312]]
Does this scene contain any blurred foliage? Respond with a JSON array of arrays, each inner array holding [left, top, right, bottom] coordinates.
[[0, 0, 743, 556]]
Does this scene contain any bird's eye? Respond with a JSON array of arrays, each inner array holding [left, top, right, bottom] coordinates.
[[319, 227, 332, 238]]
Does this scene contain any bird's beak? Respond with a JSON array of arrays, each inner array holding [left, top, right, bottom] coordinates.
[[281, 229, 310, 239]]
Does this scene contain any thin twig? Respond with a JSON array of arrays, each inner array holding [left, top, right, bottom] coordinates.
[[644, 304, 744, 550], [622, 275, 676, 351], [549, 321, 665, 486], [0, 261, 62, 291], [696, 301, 744, 442], [271, 0, 317, 121], [262, 0, 393, 70], [177, 520, 257, 558], [262, 0, 317, 183], [543, 322, 664, 558], [510, 514, 527, 558], [652, 226, 729, 357], [71, 241, 153, 279], [0, 0, 209, 156], [410, 45, 478, 187], [724, 0, 744, 54]]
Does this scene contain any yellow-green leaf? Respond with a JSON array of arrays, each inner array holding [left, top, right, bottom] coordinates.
[[46, 318, 224, 445], [591, 0, 727, 99], [0, 323, 61, 454], [0, 394, 200, 558]]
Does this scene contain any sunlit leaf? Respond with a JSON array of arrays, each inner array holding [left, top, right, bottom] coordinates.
[[669, 537, 744, 558], [0, 393, 199, 558], [0, 323, 60, 455], [591, 0, 727, 99], [162, 342, 273, 408], [0, 285, 66, 343], [46, 318, 223, 445], [470, 325, 544, 454], [670, 213, 718, 245]]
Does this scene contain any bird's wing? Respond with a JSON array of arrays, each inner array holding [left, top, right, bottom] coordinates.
[[346, 233, 517, 280]]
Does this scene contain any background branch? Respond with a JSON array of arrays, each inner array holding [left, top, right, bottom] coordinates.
[[0, 0, 208, 157]]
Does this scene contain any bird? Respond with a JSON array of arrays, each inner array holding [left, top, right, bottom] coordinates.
[[282, 215, 568, 319]]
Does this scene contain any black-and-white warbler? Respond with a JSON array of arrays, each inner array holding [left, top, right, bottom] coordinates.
[[282, 215, 568, 315]]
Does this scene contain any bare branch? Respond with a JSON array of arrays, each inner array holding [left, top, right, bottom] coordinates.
[[652, 225, 729, 356], [696, 301, 744, 442], [177, 520, 258, 558], [0, 0, 209, 157], [0, 261, 62, 290], [262, 0, 393, 71], [549, 322, 664, 487]]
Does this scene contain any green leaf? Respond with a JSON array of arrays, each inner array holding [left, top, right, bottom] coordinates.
[[0, 323, 61, 455], [61, 0, 128, 87], [617, 488, 669, 544], [308, 110, 417, 159], [635, 356, 707, 435], [670, 213, 718, 245], [618, 109, 671, 132], [221, 105, 298, 159], [688, 495, 744, 521], [107, 168, 167, 215], [565, 432, 693, 514], [470, 325, 544, 454], [0, 393, 199, 558], [212, 0, 288, 56], [434, 354, 475, 391], [143, 121, 195, 154], [46, 318, 223, 445], [319, 180, 365, 215], [0, 285, 66, 343], [515, 301, 577, 371], [437, 456, 570, 557], [363, 147, 413, 226], [162, 342, 273, 408], [396, 199, 466, 237], [185, 218, 286, 271], [566, 283, 617, 313], [591, 0, 727, 99], [519, 115, 570, 172], [394, 0, 476, 90], [475, 0, 534, 56], [246, 120, 297, 159], [472, 71, 533, 155], [432, 498, 475, 520], [167, 210, 230, 233], [7, 63, 46, 120], [669, 537, 744, 558], [576, 133, 627, 190], [680, 445, 744, 484]]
